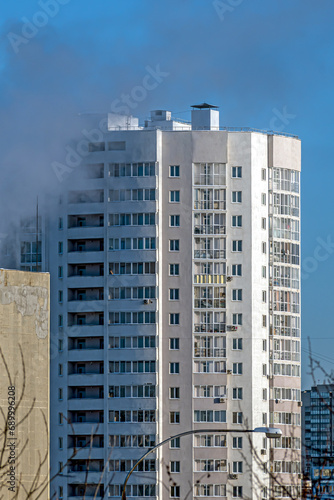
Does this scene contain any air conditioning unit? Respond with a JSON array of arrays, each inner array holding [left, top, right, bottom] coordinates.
[[229, 474, 238, 480], [226, 276, 233, 282], [227, 370, 232, 375], [297, 401, 303, 407], [260, 449, 267, 455], [143, 299, 152, 305], [227, 325, 238, 331]]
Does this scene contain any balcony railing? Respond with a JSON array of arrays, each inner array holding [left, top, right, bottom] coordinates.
[[194, 323, 226, 333], [194, 250, 226, 259], [194, 225, 226, 235]]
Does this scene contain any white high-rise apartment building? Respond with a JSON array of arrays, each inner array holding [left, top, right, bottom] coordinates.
[[49, 105, 301, 499]]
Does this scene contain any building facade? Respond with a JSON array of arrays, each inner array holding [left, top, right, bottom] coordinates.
[[48, 106, 301, 499], [0, 269, 50, 499], [302, 385, 334, 498]]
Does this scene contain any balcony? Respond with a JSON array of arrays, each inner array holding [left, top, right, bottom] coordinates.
[[68, 350, 104, 362], [68, 399, 104, 411], [194, 323, 226, 333], [194, 299, 226, 309], [68, 374, 104, 385], [193, 201, 226, 210], [194, 249, 226, 259], [194, 348, 226, 358], [194, 225, 226, 235], [194, 275, 225, 284]]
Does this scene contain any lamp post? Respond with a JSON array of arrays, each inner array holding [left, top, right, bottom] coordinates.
[[121, 426, 282, 500]]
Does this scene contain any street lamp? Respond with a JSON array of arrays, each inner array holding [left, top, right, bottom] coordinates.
[[121, 427, 282, 500]]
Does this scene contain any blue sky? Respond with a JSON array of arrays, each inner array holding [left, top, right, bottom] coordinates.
[[1, 0, 334, 388]]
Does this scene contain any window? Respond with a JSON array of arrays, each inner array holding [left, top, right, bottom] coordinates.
[[59, 486, 63, 499], [232, 338, 243, 350], [232, 289, 242, 301], [232, 215, 242, 227], [232, 363, 242, 375], [262, 168, 266, 181], [169, 264, 180, 276], [170, 191, 180, 202], [232, 191, 242, 203], [233, 387, 243, 400], [58, 364, 63, 376], [263, 388, 267, 400], [170, 485, 180, 498], [232, 313, 242, 326], [170, 215, 180, 227], [194, 410, 226, 423], [58, 437, 63, 449], [261, 217, 266, 229], [58, 314, 63, 327], [232, 240, 242, 252], [169, 363, 179, 374], [262, 266, 266, 278], [170, 412, 180, 424], [262, 315, 267, 327], [170, 461, 180, 473], [169, 338, 180, 350], [262, 364, 267, 376], [233, 486, 243, 498], [262, 413, 267, 425], [58, 290, 63, 303], [170, 165, 180, 177], [58, 388, 63, 400], [59, 412, 63, 425], [58, 266, 63, 278], [232, 437, 242, 449], [263, 340, 267, 351], [233, 461, 243, 473], [170, 437, 180, 448], [58, 217, 63, 230], [262, 291, 267, 303], [169, 240, 180, 251], [261, 193, 266, 205], [58, 241, 63, 254], [169, 289, 179, 300], [232, 412, 243, 424], [58, 339, 63, 351], [169, 314, 180, 325], [170, 387, 180, 399], [231, 264, 242, 276], [232, 166, 242, 178], [262, 241, 267, 253]]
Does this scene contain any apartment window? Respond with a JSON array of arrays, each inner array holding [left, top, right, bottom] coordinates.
[[169, 289, 179, 300], [261, 193, 266, 205], [170, 165, 180, 177], [59, 486, 63, 499], [59, 412, 63, 425], [58, 217, 63, 229], [232, 437, 242, 449], [58, 437, 63, 449], [169, 239, 180, 251], [58, 314, 63, 327], [232, 240, 242, 252], [232, 166, 242, 178], [58, 266, 63, 278], [232, 412, 243, 424], [58, 339, 63, 351], [262, 241, 266, 253], [231, 264, 242, 276], [58, 388, 63, 400], [58, 241, 63, 254], [262, 291, 267, 303], [262, 413, 267, 425], [232, 215, 242, 227], [232, 313, 242, 326], [170, 387, 180, 399], [170, 437, 180, 448], [194, 410, 226, 423], [262, 266, 266, 278], [169, 314, 180, 325], [262, 364, 267, 376], [170, 412, 180, 424], [170, 485, 180, 498], [232, 338, 243, 350], [58, 290, 63, 303], [170, 215, 180, 227], [232, 363, 242, 375], [233, 388, 243, 400], [170, 338, 180, 350], [169, 264, 180, 276], [233, 461, 243, 473], [263, 388, 268, 400], [262, 168, 266, 181], [263, 340, 267, 351], [232, 289, 242, 301], [232, 191, 242, 203], [58, 364, 63, 376], [261, 217, 266, 229], [170, 191, 180, 202], [169, 363, 180, 374], [233, 486, 243, 498], [262, 315, 267, 327], [170, 461, 180, 473]]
